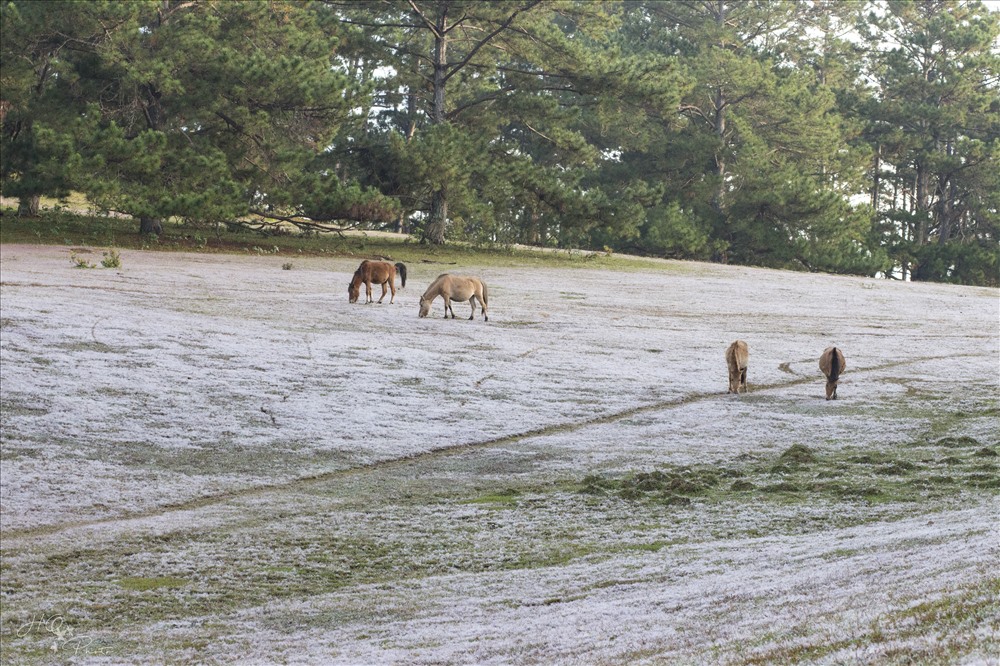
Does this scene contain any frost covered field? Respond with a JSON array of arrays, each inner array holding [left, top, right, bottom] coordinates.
[[1, 243, 998, 665]]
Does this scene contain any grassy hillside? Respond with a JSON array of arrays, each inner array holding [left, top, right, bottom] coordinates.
[[1, 235, 997, 664]]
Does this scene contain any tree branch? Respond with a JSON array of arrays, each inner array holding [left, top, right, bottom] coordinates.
[[442, 1, 544, 83], [407, 0, 442, 39], [247, 209, 364, 234], [337, 17, 424, 30], [446, 85, 517, 119]]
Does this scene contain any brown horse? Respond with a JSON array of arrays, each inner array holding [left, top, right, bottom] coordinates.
[[725, 340, 749, 394], [819, 346, 846, 400], [418, 274, 488, 321], [348, 260, 407, 304]]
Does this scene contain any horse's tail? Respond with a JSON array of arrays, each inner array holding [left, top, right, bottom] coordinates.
[[395, 262, 407, 288], [481, 279, 488, 307], [828, 347, 841, 383]]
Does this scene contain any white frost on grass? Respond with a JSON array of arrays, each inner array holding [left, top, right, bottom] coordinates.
[[1, 244, 997, 664], [124, 504, 999, 666]]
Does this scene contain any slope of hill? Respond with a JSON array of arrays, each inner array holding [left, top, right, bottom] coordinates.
[[1, 244, 997, 664]]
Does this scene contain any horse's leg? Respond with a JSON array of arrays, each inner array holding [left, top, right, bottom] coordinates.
[[377, 280, 388, 304], [467, 297, 476, 320], [476, 291, 488, 321], [443, 296, 453, 318], [365, 280, 374, 304], [388, 279, 396, 304]]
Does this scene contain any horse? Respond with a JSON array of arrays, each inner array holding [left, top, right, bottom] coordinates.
[[819, 346, 846, 400], [725, 340, 749, 394], [418, 274, 488, 321], [348, 260, 407, 304]]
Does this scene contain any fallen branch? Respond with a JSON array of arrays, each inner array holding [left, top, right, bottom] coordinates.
[[244, 210, 366, 235]]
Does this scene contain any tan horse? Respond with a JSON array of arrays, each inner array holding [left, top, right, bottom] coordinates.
[[725, 340, 749, 394], [819, 346, 846, 400], [418, 274, 488, 321], [348, 260, 407, 304]]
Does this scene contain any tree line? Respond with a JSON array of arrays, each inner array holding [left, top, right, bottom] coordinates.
[[2, 0, 997, 285]]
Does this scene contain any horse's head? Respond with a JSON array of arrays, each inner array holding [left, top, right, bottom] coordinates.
[[418, 298, 431, 318], [348, 278, 360, 303]]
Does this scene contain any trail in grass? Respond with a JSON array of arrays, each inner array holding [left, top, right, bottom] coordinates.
[[1, 352, 978, 544]]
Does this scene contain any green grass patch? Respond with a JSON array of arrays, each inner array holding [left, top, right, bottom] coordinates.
[[778, 443, 818, 465], [623, 540, 682, 553], [117, 576, 188, 591], [464, 488, 522, 506], [578, 439, 1000, 507], [935, 436, 984, 448]]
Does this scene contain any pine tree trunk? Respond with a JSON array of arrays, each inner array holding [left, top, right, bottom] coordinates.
[[713, 91, 727, 216], [398, 78, 419, 236], [710, 2, 728, 218], [140, 216, 163, 235], [422, 5, 449, 245], [871, 145, 881, 210], [915, 162, 930, 246], [936, 142, 955, 245], [527, 209, 539, 245], [425, 190, 447, 245], [17, 195, 40, 217]]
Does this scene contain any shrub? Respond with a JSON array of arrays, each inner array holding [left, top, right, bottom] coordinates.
[[70, 251, 95, 268], [101, 248, 122, 268]]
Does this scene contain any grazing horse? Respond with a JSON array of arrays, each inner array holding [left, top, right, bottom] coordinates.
[[819, 346, 846, 400], [348, 260, 407, 304], [725, 340, 749, 394], [418, 274, 488, 321]]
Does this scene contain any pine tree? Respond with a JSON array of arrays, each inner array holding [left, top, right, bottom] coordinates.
[[3, 0, 372, 234], [859, 0, 1000, 283], [330, 0, 665, 246], [612, 0, 886, 273], [0, 1, 91, 215]]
